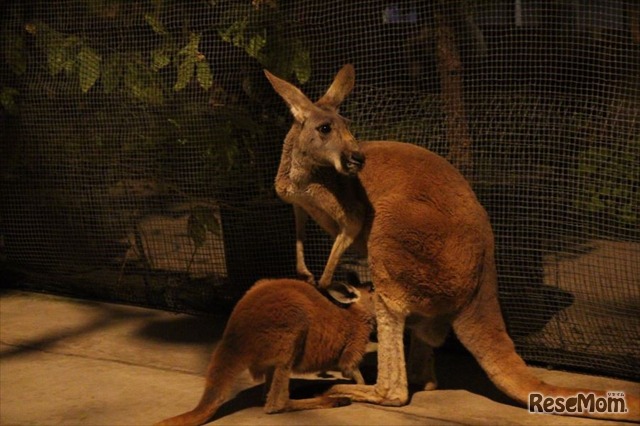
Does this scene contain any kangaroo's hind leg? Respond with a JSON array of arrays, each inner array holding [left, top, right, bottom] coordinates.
[[326, 290, 409, 406], [264, 365, 351, 414]]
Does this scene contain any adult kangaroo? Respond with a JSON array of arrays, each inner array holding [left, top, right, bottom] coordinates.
[[265, 64, 639, 421]]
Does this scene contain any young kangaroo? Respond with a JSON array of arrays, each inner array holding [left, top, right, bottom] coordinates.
[[156, 277, 375, 426], [265, 65, 640, 421]]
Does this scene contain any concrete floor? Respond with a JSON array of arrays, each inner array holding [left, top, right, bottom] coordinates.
[[1, 289, 638, 425]]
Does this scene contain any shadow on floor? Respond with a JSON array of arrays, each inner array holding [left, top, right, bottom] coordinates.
[[432, 349, 516, 407], [136, 314, 227, 345], [0, 300, 157, 360]]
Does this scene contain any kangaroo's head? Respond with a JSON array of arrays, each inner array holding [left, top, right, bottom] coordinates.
[[326, 271, 376, 321], [265, 65, 364, 177]]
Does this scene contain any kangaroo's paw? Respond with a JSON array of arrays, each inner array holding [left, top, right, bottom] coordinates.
[[297, 270, 316, 285]]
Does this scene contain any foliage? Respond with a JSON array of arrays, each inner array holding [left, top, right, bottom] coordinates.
[[218, 2, 311, 83], [20, 16, 211, 102], [0, 0, 313, 269], [4, 1, 309, 101], [24, 21, 102, 93], [574, 138, 639, 224], [0, 86, 20, 115], [1, 0, 310, 178], [3, 30, 27, 76], [188, 206, 221, 249]]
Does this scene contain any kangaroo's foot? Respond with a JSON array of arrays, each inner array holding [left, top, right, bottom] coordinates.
[[266, 396, 351, 413], [324, 384, 408, 407]]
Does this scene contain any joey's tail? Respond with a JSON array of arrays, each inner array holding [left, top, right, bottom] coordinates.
[[156, 345, 245, 426], [452, 253, 639, 421]]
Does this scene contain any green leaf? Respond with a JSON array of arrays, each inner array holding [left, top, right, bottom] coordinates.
[[219, 18, 247, 46], [101, 55, 122, 93], [124, 63, 164, 105], [62, 36, 81, 76], [187, 207, 221, 248], [45, 32, 81, 77], [151, 49, 171, 71], [144, 13, 167, 35], [173, 33, 203, 91], [0, 87, 20, 115], [292, 44, 311, 84], [37, 24, 65, 76], [246, 34, 266, 59], [174, 58, 195, 91], [47, 41, 67, 76], [4, 33, 27, 76], [178, 33, 200, 57], [77, 46, 102, 93], [201, 209, 221, 236], [196, 60, 213, 91], [188, 216, 207, 248]]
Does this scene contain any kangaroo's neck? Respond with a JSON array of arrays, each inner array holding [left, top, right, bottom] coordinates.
[[276, 126, 316, 190], [275, 132, 295, 185]]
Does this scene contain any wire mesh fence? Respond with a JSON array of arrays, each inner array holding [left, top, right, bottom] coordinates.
[[1, 1, 638, 381]]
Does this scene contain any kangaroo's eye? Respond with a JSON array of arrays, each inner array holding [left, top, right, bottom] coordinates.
[[318, 124, 332, 134]]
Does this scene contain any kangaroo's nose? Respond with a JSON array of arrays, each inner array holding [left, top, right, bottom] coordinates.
[[350, 151, 365, 168]]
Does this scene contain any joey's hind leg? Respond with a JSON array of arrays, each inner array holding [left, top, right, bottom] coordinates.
[[264, 366, 291, 413], [326, 292, 409, 406], [264, 365, 350, 414]]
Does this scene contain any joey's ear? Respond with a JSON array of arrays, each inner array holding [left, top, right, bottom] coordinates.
[[264, 69, 315, 123], [316, 64, 355, 110], [346, 271, 374, 293], [327, 282, 361, 305]]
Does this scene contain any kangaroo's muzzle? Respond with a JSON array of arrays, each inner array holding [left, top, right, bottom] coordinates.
[[344, 151, 365, 175]]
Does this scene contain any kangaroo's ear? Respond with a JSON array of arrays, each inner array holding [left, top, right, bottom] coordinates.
[[327, 282, 361, 305], [316, 64, 355, 110], [264, 69, 315, 123]]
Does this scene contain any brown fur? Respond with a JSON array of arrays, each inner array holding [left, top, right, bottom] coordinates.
[[156, 278, 375, 426], [265, 65, 640, 421]]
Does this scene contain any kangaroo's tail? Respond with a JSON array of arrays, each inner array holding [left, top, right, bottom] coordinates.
[[156, 345, 246, 426], [452, 251, 639, 422]]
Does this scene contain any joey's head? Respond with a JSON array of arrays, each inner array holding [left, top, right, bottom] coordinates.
[[264, 65, 364, 176], [327, 271, 376, 320]]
